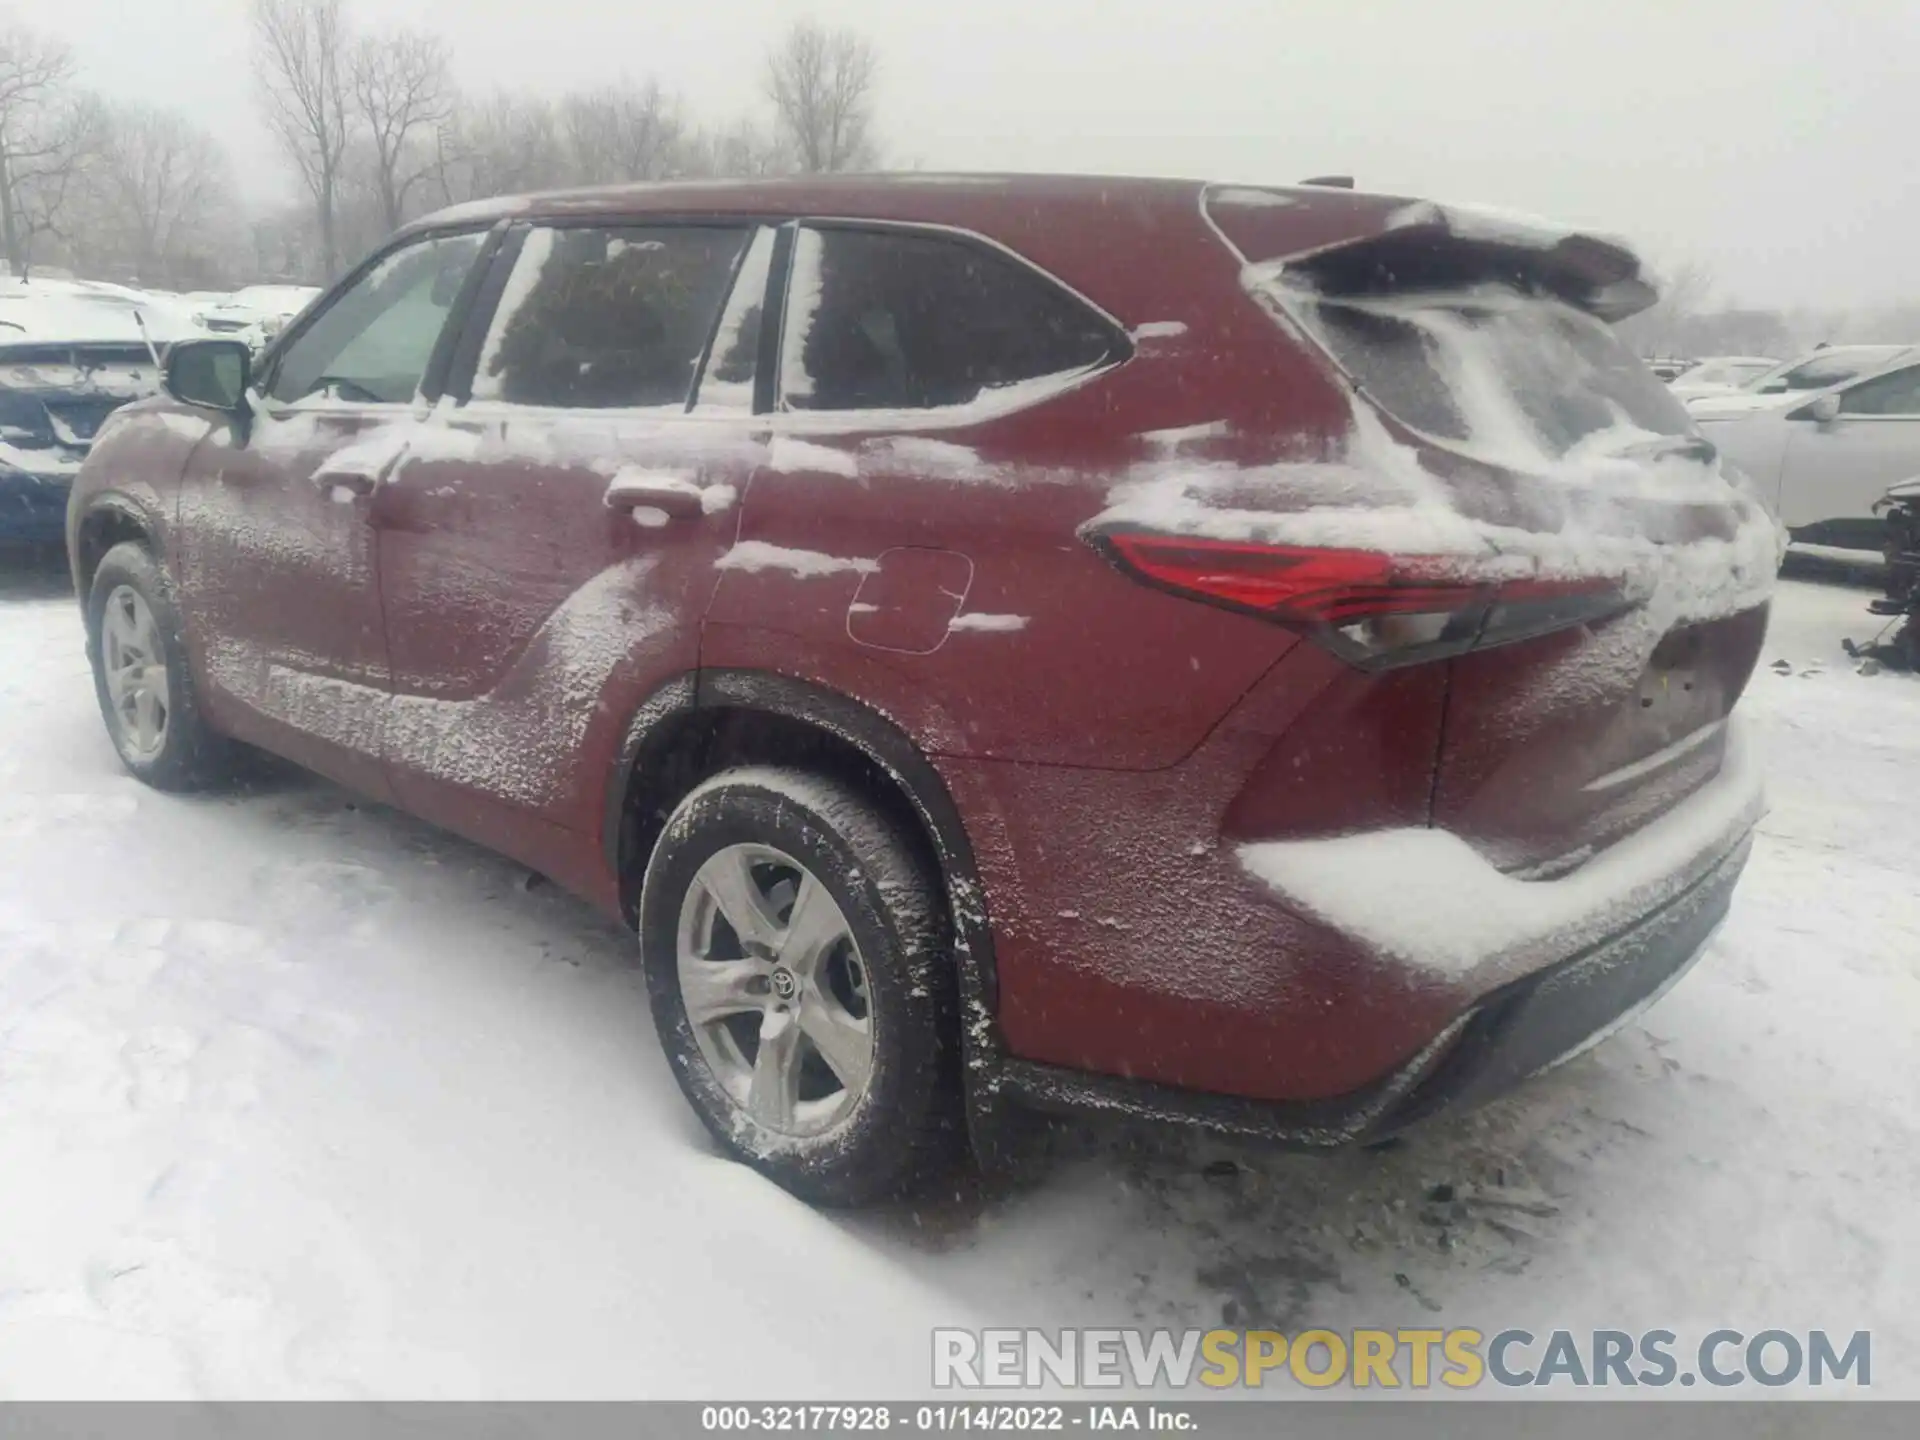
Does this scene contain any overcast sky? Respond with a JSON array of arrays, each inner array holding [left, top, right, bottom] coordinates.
[[10, 0, 1916, 310]]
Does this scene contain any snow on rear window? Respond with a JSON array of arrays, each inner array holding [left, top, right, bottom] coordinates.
[[1276, 281, 1693, 469]]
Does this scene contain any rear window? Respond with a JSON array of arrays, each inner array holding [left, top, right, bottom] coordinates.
[[1282, 284, 1694, 464]]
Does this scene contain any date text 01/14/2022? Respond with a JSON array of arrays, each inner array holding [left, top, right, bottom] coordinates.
[[698, 1405, 1198, 1431]]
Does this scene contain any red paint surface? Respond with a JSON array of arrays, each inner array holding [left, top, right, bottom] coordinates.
[[72, 175, 1766, 1106]]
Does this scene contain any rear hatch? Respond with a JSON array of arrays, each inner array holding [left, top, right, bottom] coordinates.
[[1209, 188, 1779, 871]]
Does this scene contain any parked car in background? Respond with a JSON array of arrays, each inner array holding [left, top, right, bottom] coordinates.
[[1688, 344, 1920, 421], [67, 176, 1775, 1203], [1698, 357, 1920, 553], [0, 279, 204, 548], [1646, 356, 1693, 382], [1665, 355, 1778, 402], [193, 284, 322, 350]]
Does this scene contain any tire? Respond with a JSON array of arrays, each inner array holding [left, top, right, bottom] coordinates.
[[639, 766, 965, 1205], [86, 541, 235, 791]]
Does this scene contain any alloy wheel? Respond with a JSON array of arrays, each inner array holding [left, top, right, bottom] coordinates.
[[100, 584, 170, 761], [675, 842, 875, 1137]]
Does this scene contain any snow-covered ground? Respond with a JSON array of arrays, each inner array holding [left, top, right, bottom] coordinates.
[[0, 557, 1915, 1398]]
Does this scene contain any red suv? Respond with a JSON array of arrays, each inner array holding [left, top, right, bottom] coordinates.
[[67, 176, 1779, 1204]]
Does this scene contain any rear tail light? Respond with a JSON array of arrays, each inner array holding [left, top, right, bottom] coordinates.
[[1089, 529, 1632, 669]]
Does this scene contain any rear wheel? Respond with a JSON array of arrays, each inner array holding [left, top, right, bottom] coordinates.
[[639, 766, 964, 1205], [86, 542, 235, 791]]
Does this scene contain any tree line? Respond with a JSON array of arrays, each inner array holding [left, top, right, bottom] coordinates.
[[1616, 260, 1920, 362], [0, 0, 880, 288], [4, 0, 1911, 352]]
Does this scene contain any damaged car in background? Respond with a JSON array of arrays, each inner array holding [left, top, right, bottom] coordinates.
[[0, 279, 205, 550], [193, 284, 322, 351]]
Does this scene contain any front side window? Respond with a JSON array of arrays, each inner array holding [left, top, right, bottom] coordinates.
[[471, 224, 749, 409], [268, 232, 485, 406], [1760, 355, 1875, 394], [1839, 365, 1920, 417], [780, 227, 1123, 413]]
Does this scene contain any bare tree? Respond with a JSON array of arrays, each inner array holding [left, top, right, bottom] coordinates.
[[0, 22, 96, 277], [94, 104, 236, 283], [349, 28, 451, 232], [8, 95, 102, 277], [694, 118, 789, 179], [434, 92, 566, 203], [763, 21, 878, 174], [253, 0, 352, 278], [561, 80, 687, 185], [1616, 258, 1715, 357]]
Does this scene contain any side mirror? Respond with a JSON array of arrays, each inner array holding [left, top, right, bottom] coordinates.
[[164, 338, 252, 413], [1801, 393, 1843, 424]]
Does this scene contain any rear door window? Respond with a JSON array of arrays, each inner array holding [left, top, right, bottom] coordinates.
[[470, 224, 749, 409], [779, 226, 1123, 413]]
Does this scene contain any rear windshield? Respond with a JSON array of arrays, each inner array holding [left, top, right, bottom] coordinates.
[[1282, 283, 1694, 465]]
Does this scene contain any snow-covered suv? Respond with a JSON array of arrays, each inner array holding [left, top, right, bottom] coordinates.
[[66, 176, 1777, 1203]]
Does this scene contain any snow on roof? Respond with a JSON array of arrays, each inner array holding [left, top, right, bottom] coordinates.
[[211, 285, 323, 317], [0, 279, 204, 347]]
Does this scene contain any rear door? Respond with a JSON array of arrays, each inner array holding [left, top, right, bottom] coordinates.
[[173, 229, 488, 796], [368, 219, 767, 874], [704, 222, 1278, 767], [1778, 364, 1920, 534]]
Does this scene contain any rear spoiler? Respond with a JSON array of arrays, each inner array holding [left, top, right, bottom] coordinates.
[[1206, 185, 1657, 324]]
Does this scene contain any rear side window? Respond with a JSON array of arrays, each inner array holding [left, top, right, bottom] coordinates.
[[780, 227, 1122, 413], [471, 225, 748, 409]]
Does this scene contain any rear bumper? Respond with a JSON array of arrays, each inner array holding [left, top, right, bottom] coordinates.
[[0, 469, 73, 544], [998, 826, 1751, 1146]]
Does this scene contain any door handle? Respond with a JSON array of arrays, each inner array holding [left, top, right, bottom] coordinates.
[[604, 471, 704, 519]]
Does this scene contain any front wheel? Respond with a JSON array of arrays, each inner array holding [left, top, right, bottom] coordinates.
[[638, 766, 965, 1205], [86, 541, 235, 791]]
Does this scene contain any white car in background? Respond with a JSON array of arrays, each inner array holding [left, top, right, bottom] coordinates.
[[1666, 354, 1778, 402], [1687, 345, 1920, 422], [193, 284, 322, 349], [1697, 356, 1920, 555]]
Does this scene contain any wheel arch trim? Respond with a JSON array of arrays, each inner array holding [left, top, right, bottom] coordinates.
[[601, 667, 1010, 1150], [72, 491, 171, 603]]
